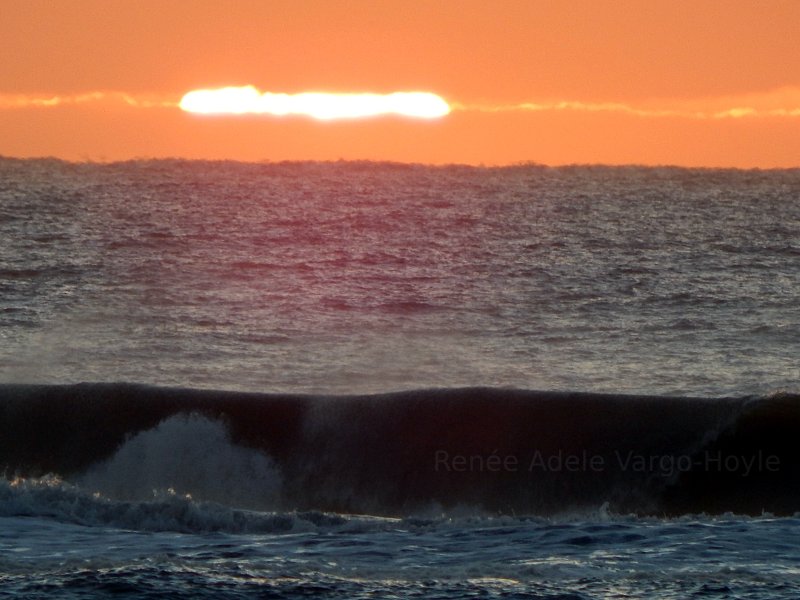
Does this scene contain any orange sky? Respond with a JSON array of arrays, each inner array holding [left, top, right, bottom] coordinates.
[[2, 0, 800, 167]]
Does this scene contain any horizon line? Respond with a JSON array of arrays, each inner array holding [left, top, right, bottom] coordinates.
[[2, 153, 799, 172]]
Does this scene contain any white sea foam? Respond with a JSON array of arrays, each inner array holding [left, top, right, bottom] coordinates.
[[1, 476, 323, 533]]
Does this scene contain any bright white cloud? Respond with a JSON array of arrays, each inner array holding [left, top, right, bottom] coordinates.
[[178, 86, 451, 120]]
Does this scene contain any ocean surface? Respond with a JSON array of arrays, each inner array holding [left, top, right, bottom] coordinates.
[[1, 157, 799, 598]]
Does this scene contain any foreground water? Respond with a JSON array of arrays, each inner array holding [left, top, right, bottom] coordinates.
[[1, 158, 799, 598], [4, 510, 800, 599]]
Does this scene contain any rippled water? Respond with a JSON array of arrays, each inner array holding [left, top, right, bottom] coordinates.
[[1, 159, 798, 395]]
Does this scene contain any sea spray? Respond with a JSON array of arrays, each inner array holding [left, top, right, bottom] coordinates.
[[77, 413, 282, 509]]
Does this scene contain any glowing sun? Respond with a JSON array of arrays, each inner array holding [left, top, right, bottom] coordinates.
[[179, 86, 450, 120]]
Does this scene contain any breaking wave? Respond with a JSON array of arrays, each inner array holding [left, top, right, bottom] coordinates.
[[2, 383, 799, 529]]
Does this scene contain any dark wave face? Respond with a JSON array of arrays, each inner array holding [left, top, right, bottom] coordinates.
[[2, 383, 798, 518]]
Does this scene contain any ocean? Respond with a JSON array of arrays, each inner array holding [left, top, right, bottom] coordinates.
[[1, 157, 799, 598]]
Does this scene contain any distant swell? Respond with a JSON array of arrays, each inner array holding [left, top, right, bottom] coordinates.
[[2, 383, 799, 519]]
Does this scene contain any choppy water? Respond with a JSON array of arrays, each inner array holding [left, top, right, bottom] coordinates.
[[1, 158, 799, 598]]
